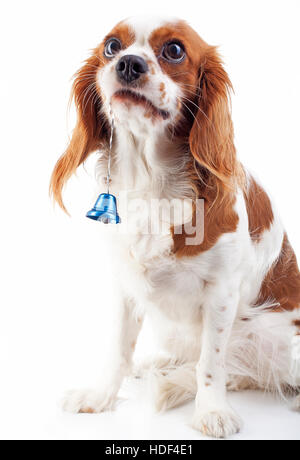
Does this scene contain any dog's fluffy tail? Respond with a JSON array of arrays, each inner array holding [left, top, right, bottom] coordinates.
[[147, 362, 197, 412], [146, 362, 262, 412]]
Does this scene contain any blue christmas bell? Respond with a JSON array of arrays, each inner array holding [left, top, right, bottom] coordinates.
[[86, 193, 120, 224], [86, 107, 120, 224]]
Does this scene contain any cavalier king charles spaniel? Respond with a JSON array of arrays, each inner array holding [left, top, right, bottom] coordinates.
[[50, 16, 300, 438]]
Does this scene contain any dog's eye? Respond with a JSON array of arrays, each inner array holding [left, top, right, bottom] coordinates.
[[104, 38, 122, 58], [162, 42, 185, 63]]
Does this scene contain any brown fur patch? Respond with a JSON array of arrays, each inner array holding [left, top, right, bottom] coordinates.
[[256, 234, 300, 311], [244, 176, 274, 242], [172, 192, 239, 258], [159, 82, 165, 92], [293, 320, 300, 327]]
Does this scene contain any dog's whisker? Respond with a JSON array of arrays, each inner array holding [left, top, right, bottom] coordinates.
[[84, 64, 101, 71], [95, 55, 106, 65], [169, 71, 192, 78], [178, 87, 198, 98], [179, 99, 201, 130], [180, 95, 211, 124], [79, 82, 96, 101], [81, 82, 97, 112], [178, 82, 200, 90]]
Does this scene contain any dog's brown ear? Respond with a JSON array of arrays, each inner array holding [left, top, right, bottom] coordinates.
[[50, 50, 108, 212], [189, 47, 240, 194]]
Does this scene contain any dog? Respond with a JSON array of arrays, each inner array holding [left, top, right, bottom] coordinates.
[[50, 16, 300, 438]]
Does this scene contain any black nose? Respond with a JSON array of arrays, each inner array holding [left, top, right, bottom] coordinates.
[[116, 55, 149, 84]]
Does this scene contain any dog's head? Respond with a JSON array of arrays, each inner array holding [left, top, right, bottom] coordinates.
[[51, 16, 237, 211]]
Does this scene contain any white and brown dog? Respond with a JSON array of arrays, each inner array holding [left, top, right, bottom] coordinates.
[[51, 16, 300, 438]]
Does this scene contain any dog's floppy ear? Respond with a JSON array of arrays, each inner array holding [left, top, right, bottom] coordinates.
[[189, 47, 239, 194], [50, 50, 108, 212]]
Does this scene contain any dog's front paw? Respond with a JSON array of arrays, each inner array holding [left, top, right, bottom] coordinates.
[[62, 389, 116, 414], [192, 408, 243, 438]]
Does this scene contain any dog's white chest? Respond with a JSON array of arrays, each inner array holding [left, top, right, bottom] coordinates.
[[113, 227, 208, 324]]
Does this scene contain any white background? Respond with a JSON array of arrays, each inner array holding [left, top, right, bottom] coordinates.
[[1, 0, 300, 440]]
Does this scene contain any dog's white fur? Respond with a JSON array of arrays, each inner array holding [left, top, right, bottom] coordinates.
[[62, 16, 300, 438]]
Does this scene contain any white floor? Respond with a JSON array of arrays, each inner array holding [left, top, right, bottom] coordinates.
[[1, 385, 299, 440], [1, 298, 299, 441]]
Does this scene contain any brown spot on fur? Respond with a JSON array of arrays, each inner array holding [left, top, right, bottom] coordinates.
[[159, 83, 166, 101], [217, 328, 224, 333], [142, 74, 149, 84], [206, 374, 212, 379], [216, 348, 220, 353], [293, 320, 300, 327], [205, 382, 211, 387], [257, 234, 300, 312], [146, 61, 156, 75], [79, 407, 95, 414], [244, 176, 274, 242]]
